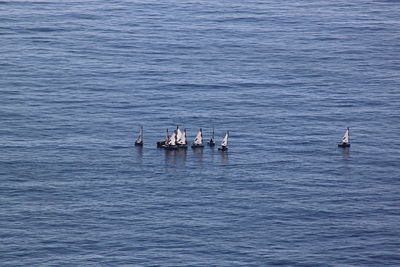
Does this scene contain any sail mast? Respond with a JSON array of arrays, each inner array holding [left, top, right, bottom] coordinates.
[[166, 128, 170, 142]]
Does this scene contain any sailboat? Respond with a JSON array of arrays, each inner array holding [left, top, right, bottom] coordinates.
[[338, 127, 350, 147], [191, 128, 204, 148], [157, 128, 169, 148], [135, 126, 143, 146], [165, 128, 178, 150], [177, 128, 188, 148], [207, 128, 215, 147], [218, 131, 229, 151]]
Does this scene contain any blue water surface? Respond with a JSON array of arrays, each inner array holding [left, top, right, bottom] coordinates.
[[1, 0, 400, 266]]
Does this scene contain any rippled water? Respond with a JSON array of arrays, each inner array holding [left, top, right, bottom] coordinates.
[[1, 0, 400, 266]]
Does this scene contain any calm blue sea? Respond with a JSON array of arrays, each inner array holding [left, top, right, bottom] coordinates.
[[1, 0, 400, 266]]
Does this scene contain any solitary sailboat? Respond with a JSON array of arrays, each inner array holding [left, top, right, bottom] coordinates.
[[191, 128, 204, 148], [218, 131, 229, 151], [135, 126, 144, 146], [338, 127, 350, 148], [208, 128, 215, 147]]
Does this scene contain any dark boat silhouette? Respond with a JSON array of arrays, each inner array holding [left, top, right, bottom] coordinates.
[[208, 128, 215, 147]]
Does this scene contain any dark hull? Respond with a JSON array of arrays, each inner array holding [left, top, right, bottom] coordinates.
[[218, 146, 228, 151], [208, 141, 215, 147], [157, 141, 187, 149], [338, 143, 350, 148], [157, 141, 166, 148], [165, 145, 178, 150], [135, 142, 143, 146], [191, 144, 204, 148]]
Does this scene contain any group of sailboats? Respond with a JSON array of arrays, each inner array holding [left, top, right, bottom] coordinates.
[[136, 126, 351, 150], [158, 126, 188, 149], [136, 126, 229, 151]]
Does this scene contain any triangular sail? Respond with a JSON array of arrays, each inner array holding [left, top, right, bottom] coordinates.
[[193, 128, 203, 145], [176, 127, 183, 143], [168, 130, 176, 146], [181, 130, 187, 145], [177, 128, 186, 145], [221, 132, 228, 147], [342, 128, 349, 143]]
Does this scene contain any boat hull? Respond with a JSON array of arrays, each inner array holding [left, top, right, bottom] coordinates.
[[165, 145, 178, 150], [338, 143, 350, 148], [157, 141, 166, 148], [191, 144, 204, 148], [135, 142, 143, 146], [218, 146, 228, 151]]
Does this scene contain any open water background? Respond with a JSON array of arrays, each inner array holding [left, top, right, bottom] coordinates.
[[1, 0, 400, 266]]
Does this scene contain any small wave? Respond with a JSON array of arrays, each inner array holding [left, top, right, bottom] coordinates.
[[26, 27, 61, 33]]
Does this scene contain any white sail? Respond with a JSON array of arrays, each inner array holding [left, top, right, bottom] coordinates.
[[177, 128, 186, 145], [221, 132, 228, 147], [168, 130, 176, 146], [176, 128, 183, 143], [180, 130, 187, 145], [342, 128, 349, 143], [193, 128, 203, 145], [136, 127, 143, 143]]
